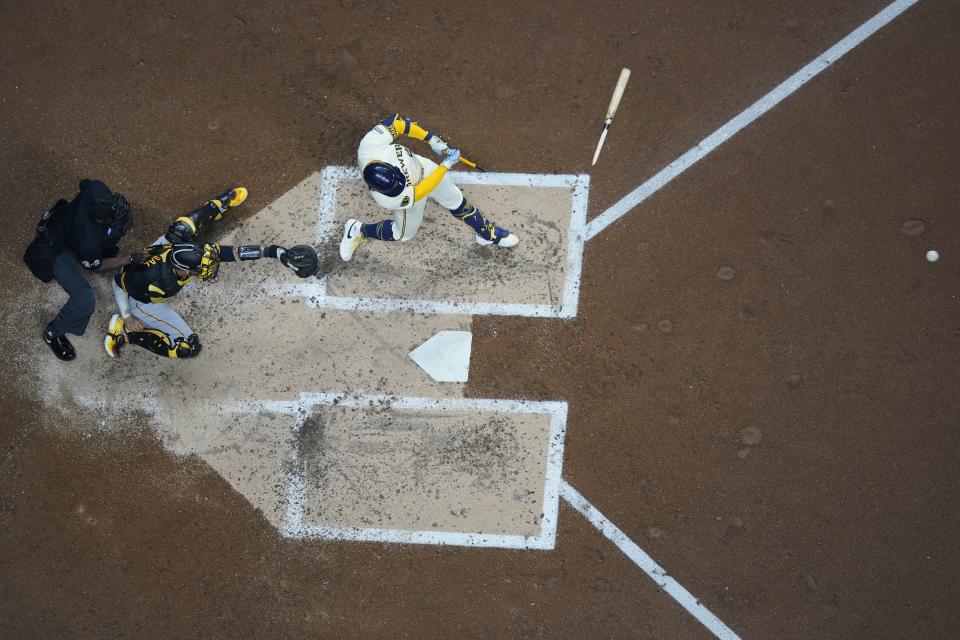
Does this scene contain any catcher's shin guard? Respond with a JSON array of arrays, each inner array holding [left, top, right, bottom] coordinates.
[[173, 334, 203, 358], [127, 329, 202, 358], [165, 187, 248, 243]]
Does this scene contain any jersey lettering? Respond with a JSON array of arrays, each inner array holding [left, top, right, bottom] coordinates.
[[393, 145, 411, 184]]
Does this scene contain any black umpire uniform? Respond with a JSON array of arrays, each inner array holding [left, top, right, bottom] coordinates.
[[23, 179, 136, 361]]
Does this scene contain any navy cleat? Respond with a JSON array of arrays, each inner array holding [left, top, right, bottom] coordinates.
[[475, 224, 519, 247]]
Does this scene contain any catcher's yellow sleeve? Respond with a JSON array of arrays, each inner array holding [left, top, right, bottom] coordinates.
[[413, 165, 448, 201]]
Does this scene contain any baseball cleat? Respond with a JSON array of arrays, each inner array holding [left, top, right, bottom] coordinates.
[[210, 187, 248, 217], [43, 324, 76, 361], [339, 218, 367, 261], [104, 313, 127, 358], [475, 226, 519, 247]]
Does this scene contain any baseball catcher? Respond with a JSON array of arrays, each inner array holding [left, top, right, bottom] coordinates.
[[104, 187, 319, 358], [339, 114, 519, 261]]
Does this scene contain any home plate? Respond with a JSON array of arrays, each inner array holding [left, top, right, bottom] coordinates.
[[409, 330, 473, 382]]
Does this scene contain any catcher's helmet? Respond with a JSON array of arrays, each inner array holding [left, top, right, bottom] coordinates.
[[169, 243, 221, 282], [362, 162, 406, 197], [93, 192, 133, 236]]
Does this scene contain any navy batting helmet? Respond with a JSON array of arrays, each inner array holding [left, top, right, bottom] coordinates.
[[362, 162, 406, 197]]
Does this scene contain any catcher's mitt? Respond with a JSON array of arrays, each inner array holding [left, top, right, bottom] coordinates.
[[280, 244, 320, 278]]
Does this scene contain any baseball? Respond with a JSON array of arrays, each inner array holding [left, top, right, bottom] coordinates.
[[926, 250, 940, 262]]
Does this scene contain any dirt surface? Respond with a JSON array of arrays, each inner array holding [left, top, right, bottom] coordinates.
[[2, 1, 959, 639]]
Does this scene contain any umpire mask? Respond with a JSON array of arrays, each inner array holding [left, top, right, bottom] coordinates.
[[93, 192, 134, 237]]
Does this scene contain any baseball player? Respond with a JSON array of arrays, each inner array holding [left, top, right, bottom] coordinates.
[[104, 187, 319, 358], [339, 114, 519, 261]]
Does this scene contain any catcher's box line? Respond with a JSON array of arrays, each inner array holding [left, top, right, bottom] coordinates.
[[230, 393, 568, 550], [584, 0, 920, 241], [297, 166, 588, 319]]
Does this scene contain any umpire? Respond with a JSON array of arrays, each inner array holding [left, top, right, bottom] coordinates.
[[23, 179, 141, 361]]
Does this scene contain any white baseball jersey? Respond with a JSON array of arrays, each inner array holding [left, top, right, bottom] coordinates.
[[357, 124, 423, 210]]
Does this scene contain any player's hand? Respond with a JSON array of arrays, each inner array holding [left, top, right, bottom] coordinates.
[[124, 316, 144, 332], [441, 147, 461, 169], [129, 250, 150, 265], [428, 133, 449, 155]]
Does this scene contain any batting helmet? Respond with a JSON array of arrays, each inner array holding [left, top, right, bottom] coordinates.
[[362, 162, 406, 197], [169, 243, 221, 282]]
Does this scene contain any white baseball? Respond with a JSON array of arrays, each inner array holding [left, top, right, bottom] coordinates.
[[926, 250, 940, 262]]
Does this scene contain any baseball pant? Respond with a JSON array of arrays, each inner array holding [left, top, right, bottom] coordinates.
[[390, 154, 464, 241], [50, 252, 95, 336], [129, 300, 193, 342]]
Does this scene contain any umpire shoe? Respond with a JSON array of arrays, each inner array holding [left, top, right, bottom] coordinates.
[[43, 323, 76, 361], [210, 187, 248, 218], [104, 314, 127, 358], [339, 218, 367, 261], [475, 225, 520, 248]]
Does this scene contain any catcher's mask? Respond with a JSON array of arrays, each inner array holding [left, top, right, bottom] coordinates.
[[169, 243, 221, 282], [93, 192, 133, 236], [362, 162, 406, 197]]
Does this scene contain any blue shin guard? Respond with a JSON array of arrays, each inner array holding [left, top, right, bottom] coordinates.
[[451, 198, 495, 239]]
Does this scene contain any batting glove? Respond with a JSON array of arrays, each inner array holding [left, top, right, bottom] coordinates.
[[428, 133, 449, 155], [441, 147, 461, 169]]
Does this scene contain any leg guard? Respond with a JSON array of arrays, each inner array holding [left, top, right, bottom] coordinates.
[[450, 198, 496, 239], [360, 220, 399, 241], [173, 334, 202, 358], [165, 202, 221, 244], [164, 187, 247, 243], [127, 330, 202, 358], [450, 197, 518, 246]]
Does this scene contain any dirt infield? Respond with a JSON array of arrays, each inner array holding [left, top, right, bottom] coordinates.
[[3, 1, 959, 639]]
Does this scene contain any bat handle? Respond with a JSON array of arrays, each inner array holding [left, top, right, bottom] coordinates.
[[459, 157, 485, 172]]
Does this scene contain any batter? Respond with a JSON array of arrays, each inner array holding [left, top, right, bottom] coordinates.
[[339, 114, 519, 261]]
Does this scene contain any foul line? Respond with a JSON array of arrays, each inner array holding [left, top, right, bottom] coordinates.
[[585, 0, 920, 240], [561, 481, 741, 640]]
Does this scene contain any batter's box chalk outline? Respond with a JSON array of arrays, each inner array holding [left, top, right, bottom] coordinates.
[[229, 393, 568, 550], [273, 166, 589, 319]]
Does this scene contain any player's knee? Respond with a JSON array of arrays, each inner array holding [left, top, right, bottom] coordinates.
[[450, 197, 468, 216], [165, 220, 194, 243], [173, 334, 202, 358], [396, 222, 417, 242]]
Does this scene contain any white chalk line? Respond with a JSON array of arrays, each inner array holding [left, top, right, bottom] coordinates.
[[562, 175, 590, 317], [228, 393, 568, 550], [272, 281, 575, 318], [321, 165, 580, 189], [230, 392, 567, 416], [539, 403, 569, 549], [570, 1, 921, 635], [584, 0, 921, 241], [561, 481, 741, 640]]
